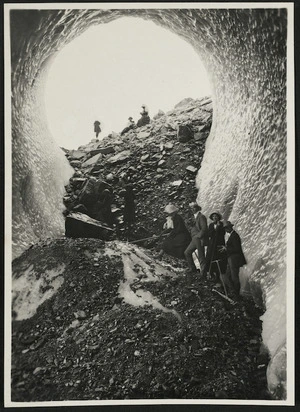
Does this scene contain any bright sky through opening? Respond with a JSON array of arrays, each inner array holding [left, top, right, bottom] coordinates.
[[44, 17, 212, 150]]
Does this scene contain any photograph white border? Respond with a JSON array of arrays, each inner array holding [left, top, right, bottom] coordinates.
[[4, 2, 295, 407]]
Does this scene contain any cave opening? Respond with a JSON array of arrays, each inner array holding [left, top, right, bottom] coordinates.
[[7, 6, 291, 402], [44, 16, 213, 149]]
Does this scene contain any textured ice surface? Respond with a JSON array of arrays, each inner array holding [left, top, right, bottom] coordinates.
[[10, 9, 288, 398]]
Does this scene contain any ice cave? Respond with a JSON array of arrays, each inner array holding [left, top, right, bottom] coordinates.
[[9, 7, 290, 400]]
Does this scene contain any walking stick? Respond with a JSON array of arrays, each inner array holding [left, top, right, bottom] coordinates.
[[208, 228, 219, 279], [131, 233, 168, 244], [211, 259, 228, 297], [212, 288, 236, 305]]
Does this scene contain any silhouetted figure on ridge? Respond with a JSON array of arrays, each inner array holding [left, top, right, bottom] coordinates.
[[136, 104, 150, 128], [94, 120, 101, 138], [121, 117, 135, 136]]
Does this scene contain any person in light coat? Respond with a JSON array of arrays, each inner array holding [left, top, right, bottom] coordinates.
[[157, 204, 191, 259]]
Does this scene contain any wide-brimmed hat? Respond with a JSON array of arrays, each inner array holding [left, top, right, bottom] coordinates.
[[209, 212, 222, 220], [164, 204, 178, 214], [223, 220, 234, 228], [128, 117, 133, 120], [189, 202, 201, 211]]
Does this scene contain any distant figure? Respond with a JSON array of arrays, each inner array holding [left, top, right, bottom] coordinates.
[[140, 104, 148, 115], [122, 184, 136, 232], [136, 104, 150, 128], [121, 117, 135, 136], [220, 221, 247, 299], [94, 120, 101, 138], [157, 204, 191, 259]]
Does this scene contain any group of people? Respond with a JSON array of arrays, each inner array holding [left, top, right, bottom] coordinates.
[[94, 105, 151, 139], [121, 105, 151, 135], [158, 202, 246, 300]]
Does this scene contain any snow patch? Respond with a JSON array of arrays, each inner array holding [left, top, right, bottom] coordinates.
[[12, 264, 65, 320], [104, 241, 182, 321]]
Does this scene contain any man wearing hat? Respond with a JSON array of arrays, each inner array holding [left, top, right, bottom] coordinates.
[[220, 221, 247, 298], [184, 202, 208, 279], [121, 117, 135, 136], [206, 212, 227, 285]]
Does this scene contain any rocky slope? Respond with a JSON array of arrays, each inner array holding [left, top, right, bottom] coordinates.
[[11, 98, 270, 402], [63, 97, 212, 243], [12, 238, 269, 402]]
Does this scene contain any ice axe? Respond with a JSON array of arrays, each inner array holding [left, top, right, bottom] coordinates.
[[212, 288, 236, 306], [131, 233, 168, 244]]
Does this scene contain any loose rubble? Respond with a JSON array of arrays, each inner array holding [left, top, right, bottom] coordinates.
[[11, 238, 270, 401], [11, 96, 270, 402], [62, 97, 212, 241]]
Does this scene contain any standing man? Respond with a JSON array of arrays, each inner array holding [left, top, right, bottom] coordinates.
[[184, 202, 208, 279], [206, 212, 227, 285], [220, 221, 246, 299]]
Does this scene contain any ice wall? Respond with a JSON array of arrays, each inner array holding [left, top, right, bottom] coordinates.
[[9, 8, 288, 398]]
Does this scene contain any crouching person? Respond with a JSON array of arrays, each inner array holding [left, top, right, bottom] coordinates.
[[157, 204, 191, 259], [184, 202, 208, 282]]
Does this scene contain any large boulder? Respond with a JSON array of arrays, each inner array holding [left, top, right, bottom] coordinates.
[[82, 153, 102, 168], [65, 212, 114, 239], [106, 150, 131, 165], [68, 150, 86, 160], [177, 125, 194, 143], [96, 146, 115, 155], [78, 177, 108, 207]]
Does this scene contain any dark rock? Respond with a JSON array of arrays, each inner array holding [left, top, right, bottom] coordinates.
[[177, 125, 194, 143], [65, 212, 114, 239], [72, 204, 88, 214], [96, 146, 115, 155], [78, 178, 108, 207], [70, 160, 82, 168]]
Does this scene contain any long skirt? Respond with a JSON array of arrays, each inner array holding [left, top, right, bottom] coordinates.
[[162, 233, 191, 259]]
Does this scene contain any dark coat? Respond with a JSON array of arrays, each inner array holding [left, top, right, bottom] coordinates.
[[207, 221, 226, 262], [190, 212, 209, 246], [162, 214, 191, 259], [94, 121, 101, 133], [226, 230, 247, 267], [136, 114, 150, 128]]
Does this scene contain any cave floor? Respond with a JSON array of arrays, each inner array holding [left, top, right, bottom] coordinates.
[[11, 238, 270, 402]]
